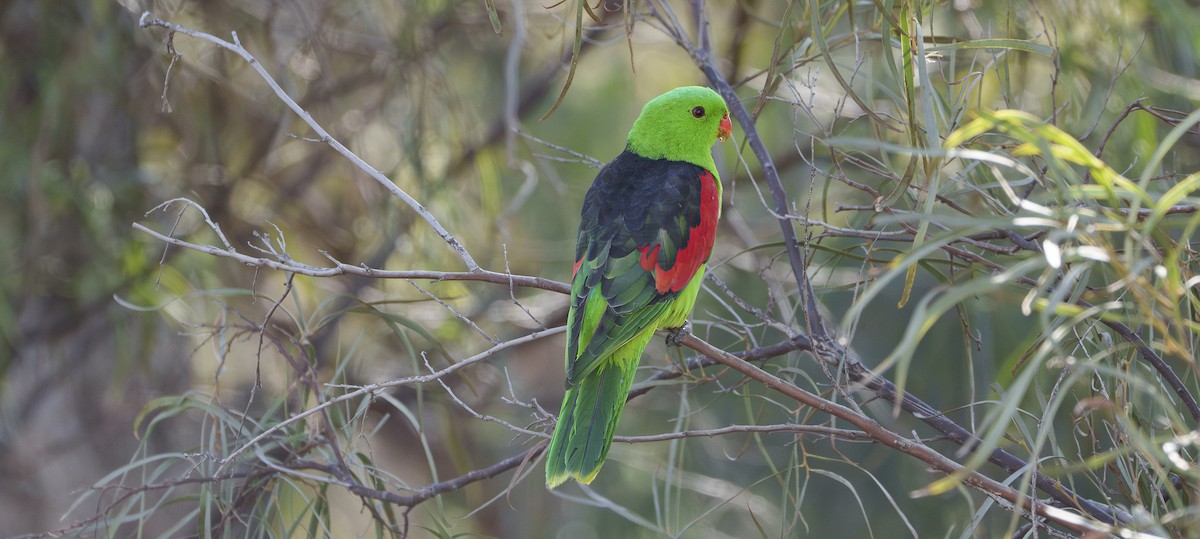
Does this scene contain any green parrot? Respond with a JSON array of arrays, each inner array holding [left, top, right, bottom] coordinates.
[[545, 86, 732, 488]]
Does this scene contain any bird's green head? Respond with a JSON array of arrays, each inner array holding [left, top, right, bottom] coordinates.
[[626, 86, 731, 172]]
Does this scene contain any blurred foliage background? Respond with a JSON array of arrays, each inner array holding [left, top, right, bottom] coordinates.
[[2, 0, 1200, 537]]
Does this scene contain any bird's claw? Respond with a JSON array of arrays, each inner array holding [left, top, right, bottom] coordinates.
[[664, 321, 692, 347]]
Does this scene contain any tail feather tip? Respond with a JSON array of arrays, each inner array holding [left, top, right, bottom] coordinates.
[[545, 468, 599, 489]]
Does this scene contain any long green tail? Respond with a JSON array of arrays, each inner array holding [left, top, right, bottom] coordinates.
[[545, 334, 650, 488]]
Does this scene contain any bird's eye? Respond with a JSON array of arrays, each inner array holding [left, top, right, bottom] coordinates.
[[691, 106, 706, 118]]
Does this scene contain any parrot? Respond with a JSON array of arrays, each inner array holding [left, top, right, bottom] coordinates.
[[545, 86, 732, 488]]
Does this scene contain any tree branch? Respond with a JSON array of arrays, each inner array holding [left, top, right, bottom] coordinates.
[[138, 12, 479, 271], [678, 334, 1105, 536], [131, 222, 568, 294], [291, 446, 544, 508], [654, 0, 828, 339], [212, 326, 565, 477]]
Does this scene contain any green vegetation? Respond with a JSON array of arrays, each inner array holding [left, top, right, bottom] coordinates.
[[3, 1, 1200, 537]]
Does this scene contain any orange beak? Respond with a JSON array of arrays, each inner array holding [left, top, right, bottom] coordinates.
[[717, 113, 732, 142]]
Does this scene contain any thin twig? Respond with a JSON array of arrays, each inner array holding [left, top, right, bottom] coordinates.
[[290, 447, 544, 508], [614, 423, 869, 443], [407, 280, 499, 344], [212, 326, 565, 476]]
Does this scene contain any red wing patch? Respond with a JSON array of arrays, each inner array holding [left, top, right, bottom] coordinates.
[[637, 244, 661, 272], [638, 170, 720, 294], [572, 257, 584, 278]]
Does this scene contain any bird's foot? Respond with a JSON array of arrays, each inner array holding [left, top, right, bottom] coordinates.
[[664, 321, 692, 347]]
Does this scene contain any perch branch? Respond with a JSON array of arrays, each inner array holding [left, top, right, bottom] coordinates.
[[678, 334, 1105, 536]]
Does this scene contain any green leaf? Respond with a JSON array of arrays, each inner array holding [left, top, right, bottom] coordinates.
[[539, 0, 585, 121], [924, 38, 1053, 57], [484, 0, 502, 35], [1143, 172, 1200, 235]]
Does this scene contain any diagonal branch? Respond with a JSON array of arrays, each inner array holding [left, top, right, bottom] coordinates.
[[651, 1, 1136, 527], [138, 12, 479, 271], [843, 359, 1133, 525], [655, 0, 828, 339], [677, 334, 1110, 537]]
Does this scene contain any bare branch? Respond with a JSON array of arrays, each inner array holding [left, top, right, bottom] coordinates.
[[138, 12, 479, 270], [131, 222, 569, 294], [213, 325, 565, 476], [677, 334, 1117, 536], [651, 0, 828, 339], [614, 423, 869, 443], [407, 280, 499, 345], [146, 197, 235, 251], [290, 447, 543, 508]]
